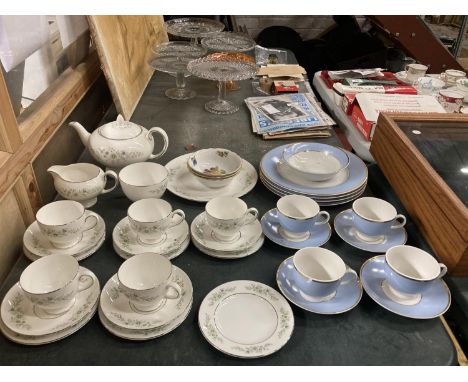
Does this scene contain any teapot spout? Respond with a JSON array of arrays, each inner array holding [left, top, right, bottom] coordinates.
[[47, 165, 66, 181], [69, 121, 91, 147]]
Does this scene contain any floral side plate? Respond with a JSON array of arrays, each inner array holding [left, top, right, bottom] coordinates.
[[198, 280, 294, 358], [190, 212, 263, 252], [112, 217, 189, 260], [24, 233, 105, 262], [99, 299, 192, 340], [100, 266, 193, 330], [0, 298, 98, 345], [23, 211, 105, 259], [0, 267, 100, 336], [114, 233, 190, 261], [165, 154, 257, 202], [192, 234, 264, 259]]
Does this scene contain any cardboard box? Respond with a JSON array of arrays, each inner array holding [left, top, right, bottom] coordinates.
[[351, 93, 447, 141]]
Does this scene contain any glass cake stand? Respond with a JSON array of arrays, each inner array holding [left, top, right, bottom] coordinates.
[[187, 52, 258, 114], [165, 17, 225, 46], [149, 42, 207, 100], [201, 32, 256, 53], [201, 32, 256, 91]]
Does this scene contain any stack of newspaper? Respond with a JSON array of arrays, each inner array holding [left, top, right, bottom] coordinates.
[[245, 93, 335, 140]]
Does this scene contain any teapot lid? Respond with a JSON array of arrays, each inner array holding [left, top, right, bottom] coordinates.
[[98, 114, 142, 140]]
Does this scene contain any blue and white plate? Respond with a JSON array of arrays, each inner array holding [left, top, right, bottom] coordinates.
[[334, 209, 407, 253], [261, 209, 331, 249], [360, 255, 451, 319], [276, 256, 362, 314], [260, 144, 367, 197]]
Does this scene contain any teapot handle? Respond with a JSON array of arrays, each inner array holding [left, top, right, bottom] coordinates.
[[147, 127, 169, 160]]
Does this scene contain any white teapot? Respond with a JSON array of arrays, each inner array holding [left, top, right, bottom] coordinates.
[[70, 114, 169, 169]]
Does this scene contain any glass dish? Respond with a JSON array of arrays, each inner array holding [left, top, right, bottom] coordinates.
[[165, 17, 225, 45], [149, 42, 207, 100], [187, 53, 258, 114]]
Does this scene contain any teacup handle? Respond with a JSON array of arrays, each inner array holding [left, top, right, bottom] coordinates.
[[440, 72, 446, 81], [438, 264, 448, 279], [83, 212, 99, 232], [391, 214, 406, 229], [314, 211, 330, 226], [244, 207, 259, 225], [101, 170, 119, 194], [77, 274, 94, 293], [169, 209, 185, 228], [164, 281, 182, 300], [341, 266, 358, 285], [147, 127, 169, 160]]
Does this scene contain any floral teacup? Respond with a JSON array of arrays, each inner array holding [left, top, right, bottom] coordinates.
[[127, 198, 185, 245]]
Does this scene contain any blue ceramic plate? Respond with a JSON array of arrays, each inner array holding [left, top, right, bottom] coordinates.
[[261, 209, 331, 249], [360, 255, 451, 319], [260, 144, 367, 197], [334, 209, 407, 253], [276, 256, 362, 314]]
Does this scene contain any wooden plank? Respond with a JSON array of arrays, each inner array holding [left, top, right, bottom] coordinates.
[[0, 53, 102, 202], [0, 151, 11, 168], [0, 68, 22, 152], [87, 15, 168, 120], [0, 189, 26, 284], [369, 16, 465, 74]]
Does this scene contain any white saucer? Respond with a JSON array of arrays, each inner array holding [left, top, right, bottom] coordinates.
[[192, 234, 264, 259], [191, 212, 263, 252], [114, 234, 190, 261], [0, 267, 100, 336], [165, 153, 258, 202], [199, 280, 294, 358], [100, 266, 193, 330], [0, 298, 98, 345], [24, 233, 105, 262], [112, 216, 190, 260], [23, 211, 106, 260], [99, 299, 192, 341]]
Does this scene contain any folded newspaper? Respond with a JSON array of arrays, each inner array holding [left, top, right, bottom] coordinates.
[[245, 93, 335, 138]]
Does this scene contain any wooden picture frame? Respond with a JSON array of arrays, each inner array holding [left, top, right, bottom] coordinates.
[[370, 112, 468, 275]]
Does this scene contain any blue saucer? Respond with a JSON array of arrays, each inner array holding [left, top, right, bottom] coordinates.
[[334, 209, 407, 253], [276, 256, 362, 314], [261, 209, 331, 249], [360, 255, 451, 319]]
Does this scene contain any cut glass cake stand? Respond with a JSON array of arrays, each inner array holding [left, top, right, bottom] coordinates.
[[149, 42, 207, 100], [201, 32, 256, 91], [165, 17, 225, 46], [187, 52, 258, 114]]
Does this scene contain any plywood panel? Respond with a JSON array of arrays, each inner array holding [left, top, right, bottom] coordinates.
[[0, 188, 27, 283], [87, 16, 168, 120]]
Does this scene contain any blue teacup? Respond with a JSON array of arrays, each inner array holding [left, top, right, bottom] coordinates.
[[352, 197, 406, 239], [291, 247, 357, 302], [277, 195, 330, 242], [383, 245, 447, 303]]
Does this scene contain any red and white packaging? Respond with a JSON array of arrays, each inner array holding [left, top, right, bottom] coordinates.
[[350, 93, 447, 141]]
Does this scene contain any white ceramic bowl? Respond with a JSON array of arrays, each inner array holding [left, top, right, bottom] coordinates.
[[119, 162, 168, 201], [280, 142, 350, 182], [187, 148, 242, 179]]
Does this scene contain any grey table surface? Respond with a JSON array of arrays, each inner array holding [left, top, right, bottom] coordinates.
[[0, 70, 457, 365]]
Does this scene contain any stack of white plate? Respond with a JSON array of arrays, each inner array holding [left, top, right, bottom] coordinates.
[[190, 212, 264, 259], [98, 266, 193, 340], [0, 267, 100, 345], [260, 144, 367, 206], [23, 211, 106, 262]]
